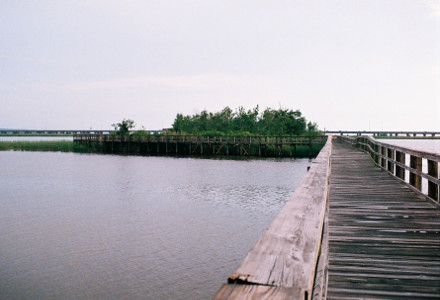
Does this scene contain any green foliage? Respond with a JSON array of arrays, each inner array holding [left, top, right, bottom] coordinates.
[[112, 119, 135, 135], [132, 126, 151, 137], [172, 106, 319, 136], [199, 130, 226, 137], [0, 141, 105, 153], [0, 141, 74, 152]]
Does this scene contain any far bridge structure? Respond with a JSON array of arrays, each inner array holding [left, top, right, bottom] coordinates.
[[324, 130, 440, 137], [215, 135, 439, 299], [2, 129, 439, 138]]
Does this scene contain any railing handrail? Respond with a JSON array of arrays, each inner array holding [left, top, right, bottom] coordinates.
[[338, 135, 440, 205], [339, 135, 440, 162], [367, 136, 440, 161]]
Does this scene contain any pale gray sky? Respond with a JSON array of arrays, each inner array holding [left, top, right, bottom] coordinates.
[[1, 0, 439, 131]]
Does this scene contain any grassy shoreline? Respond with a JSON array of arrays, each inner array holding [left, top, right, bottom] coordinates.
[[0, 134, 74, 137], [0, 141, 87, 152]]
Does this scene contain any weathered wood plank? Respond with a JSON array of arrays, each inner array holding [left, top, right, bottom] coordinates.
[[216, 136, 332, 299], [214, 284, 303, 300], [326, 140, 440, 299]]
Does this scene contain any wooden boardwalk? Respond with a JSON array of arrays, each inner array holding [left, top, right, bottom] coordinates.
[[215, 137, 439, 299], [215, 136, 332, 299], [327, 140, 440, 299]]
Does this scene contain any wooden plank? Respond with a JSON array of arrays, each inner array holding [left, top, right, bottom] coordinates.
[[312, 200, 329, 300], [326, 140, 440, 299], [226, 137, 332, 297], [214, 284, 303, 300]]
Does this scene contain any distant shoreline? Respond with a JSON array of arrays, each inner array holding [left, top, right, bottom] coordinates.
[[0, 134, 74, 137]]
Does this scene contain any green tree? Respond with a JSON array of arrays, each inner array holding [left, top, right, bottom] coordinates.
[[306, 121, 320, 135], [171, 105, 317, 136], [112, 119, 135, 135]]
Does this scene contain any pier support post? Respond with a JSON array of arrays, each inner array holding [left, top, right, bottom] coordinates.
[[381, 146, 386, 169], [428, 160, 439, 202], [375, 144, 380, 164], [387, 148, 394, 174], [410, 155, 422, 191], [395, 151, 405, 181]]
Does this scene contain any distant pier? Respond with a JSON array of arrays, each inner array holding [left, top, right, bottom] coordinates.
[[73, 134, 327, 158]]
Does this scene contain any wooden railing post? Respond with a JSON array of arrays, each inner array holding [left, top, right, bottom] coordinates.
[[374, 144, 380, 164], [410, 155, 422, 191], [387, 148, 394, 174], [428, 160, 439, 202], [381, 146, 386, 169], [395, 151, 405, 181]]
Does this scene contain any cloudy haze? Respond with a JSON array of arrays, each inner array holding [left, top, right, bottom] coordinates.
[[1, 0, 439, 131]]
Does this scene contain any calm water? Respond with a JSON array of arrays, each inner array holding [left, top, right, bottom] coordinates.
[[0, 151, 310, 299]]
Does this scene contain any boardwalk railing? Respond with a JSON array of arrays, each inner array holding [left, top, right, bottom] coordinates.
[[338, 135, 440, 205]]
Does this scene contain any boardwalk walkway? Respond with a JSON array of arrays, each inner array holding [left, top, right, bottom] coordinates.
[[327, 140, 440, 299]]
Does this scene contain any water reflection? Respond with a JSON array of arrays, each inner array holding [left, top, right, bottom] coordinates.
[[0, 151, 309, 299]]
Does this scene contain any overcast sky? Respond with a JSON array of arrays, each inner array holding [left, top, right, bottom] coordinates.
[[1, 0, 439, 131]]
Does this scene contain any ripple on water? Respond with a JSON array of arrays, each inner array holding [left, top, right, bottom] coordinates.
[[0, 152, 310, 299]]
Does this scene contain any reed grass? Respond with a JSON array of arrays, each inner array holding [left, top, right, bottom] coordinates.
[[0, 141, 75, 152]]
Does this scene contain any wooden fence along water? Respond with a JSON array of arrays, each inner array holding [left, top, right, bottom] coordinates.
[[339, 135, 440, 205], [215, 136, 440, 299], [73, 134, 327, 158]]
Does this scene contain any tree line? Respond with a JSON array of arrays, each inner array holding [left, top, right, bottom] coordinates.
[[172, 106, 320, 136]]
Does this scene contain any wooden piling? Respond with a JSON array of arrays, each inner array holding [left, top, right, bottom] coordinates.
[[428, 160, 439, 201], [395, 151, 405, 180], [410, 155, 422, 191], [387, 148, 394, 173]]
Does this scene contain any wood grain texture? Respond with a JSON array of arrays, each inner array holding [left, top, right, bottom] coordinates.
[[214, 284, 303, 300], [219, 136, 332, 299], [326, 140, 440, 299]]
